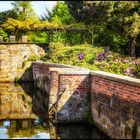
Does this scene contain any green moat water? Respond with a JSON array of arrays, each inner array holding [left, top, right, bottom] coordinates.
[[0, 83, 108, 139]]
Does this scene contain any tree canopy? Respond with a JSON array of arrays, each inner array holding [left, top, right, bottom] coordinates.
[[41, 1, 76, 25], [0, 9, 18, 24], [11, 1, 38, 20], [0, 1, 140, 57], [66, 1, 140, 57]]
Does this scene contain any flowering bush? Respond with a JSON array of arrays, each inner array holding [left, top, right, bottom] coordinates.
[[77, 53, 84, 60], [41, 42, 104, 65], [41, 42, 140, 79]]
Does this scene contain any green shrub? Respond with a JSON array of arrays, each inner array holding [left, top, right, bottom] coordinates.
[[27, 31, 48, 43], [41, 42, 140, 79], [26, 55, 40, 62], [0, 28, 8, 42], [41, 42, 103, 64]]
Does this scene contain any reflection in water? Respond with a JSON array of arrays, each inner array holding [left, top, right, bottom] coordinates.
[[0, 83, 36, 119], [0, 83, 108, 139], [31, 76, 51, 123], [0, 83, 50, 139], [0, 119, 50, 139], [56, 123, 109, 139], [32, 88, 49, 122]]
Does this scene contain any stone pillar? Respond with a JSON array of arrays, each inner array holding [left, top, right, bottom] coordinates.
[[10, 35, 16, 43], [21, 36, 27, 43]]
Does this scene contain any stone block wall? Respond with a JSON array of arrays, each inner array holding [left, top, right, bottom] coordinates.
[[0, 44, 45, 82], [90, 71, 140, 139]]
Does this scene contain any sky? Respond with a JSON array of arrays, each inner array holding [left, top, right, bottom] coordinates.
[[0, 1, 57, 17]]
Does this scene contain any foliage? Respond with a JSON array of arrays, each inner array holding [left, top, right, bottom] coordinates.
[[11, 1, 38, 20], [0, 28, 8, 42], [94, 25, 126, 53], [41, 42, 103, 66], [66, 1, 113, 24], [1, 18, 38, 41], [1, 17, 85, 43], [1, 18, 85, 32], [1, 18, 36, 32], [0, 9, 18, 24], [108, 1, 140, 57], [40, 1, 85, 45], [41, 1, 76, 25], [26, 55, 40, 62], [41, 42, 140, 79], [27, 31, 48, 43], [66, 1, 140, 57]]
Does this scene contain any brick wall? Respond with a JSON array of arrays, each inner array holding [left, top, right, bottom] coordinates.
[[57, 74, 90, 123], [90, 71, 140, 139], [32, 62, 90, 123], [32, 62, 140, 139]]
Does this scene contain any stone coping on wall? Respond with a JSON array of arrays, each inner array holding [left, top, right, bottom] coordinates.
[[49, 67, 90, 75], [33, 62, 140, 87], [90, 70, 140, 87], [33, 61, 89, 70]]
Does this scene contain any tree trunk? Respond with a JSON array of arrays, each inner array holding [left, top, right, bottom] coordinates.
[[128, 36, 136, 57], [91, 31, 94, 46]]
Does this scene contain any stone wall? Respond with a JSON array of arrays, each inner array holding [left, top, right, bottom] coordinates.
[[32, 62, 90, 123], [0, 44, 45, 82], [90, 71, 140, 139], [32, 62, 140, 139]]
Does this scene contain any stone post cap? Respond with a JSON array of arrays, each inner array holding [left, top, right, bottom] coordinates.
[[10, 35, 16, 43], [21, 36, 27, 43], [10, 35, 16, 38]]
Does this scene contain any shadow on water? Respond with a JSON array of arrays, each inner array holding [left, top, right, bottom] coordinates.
[[0, 82, 110, 139], [18, 82, 109, 139], [55, 123, 109, 139]]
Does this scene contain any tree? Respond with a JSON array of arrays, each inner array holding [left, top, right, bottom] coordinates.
[[41, 1, 76, 25], [66, 1, 140, 57], [41, 2, 84, 45], [1, 18, 38, 41], [108, 1, 140, 57], [0, 1, 39, 41], [1, 18, 61, 42], [0, 9, 18, 24], [66, 1, 114, 46], [11, 1, 38, 20], [66, 1, 113, 24]]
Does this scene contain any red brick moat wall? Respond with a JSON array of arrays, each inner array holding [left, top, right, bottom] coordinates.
[[32, 62, 90, 123], [32, 62, 140, 139], [90, 71, 140, 139]]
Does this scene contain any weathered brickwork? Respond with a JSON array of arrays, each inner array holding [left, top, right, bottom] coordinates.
[[32, 62, 90, 123], [57, 74, 90, 123], [90, 72, 140, 139], [32, 62, 140, 139]]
